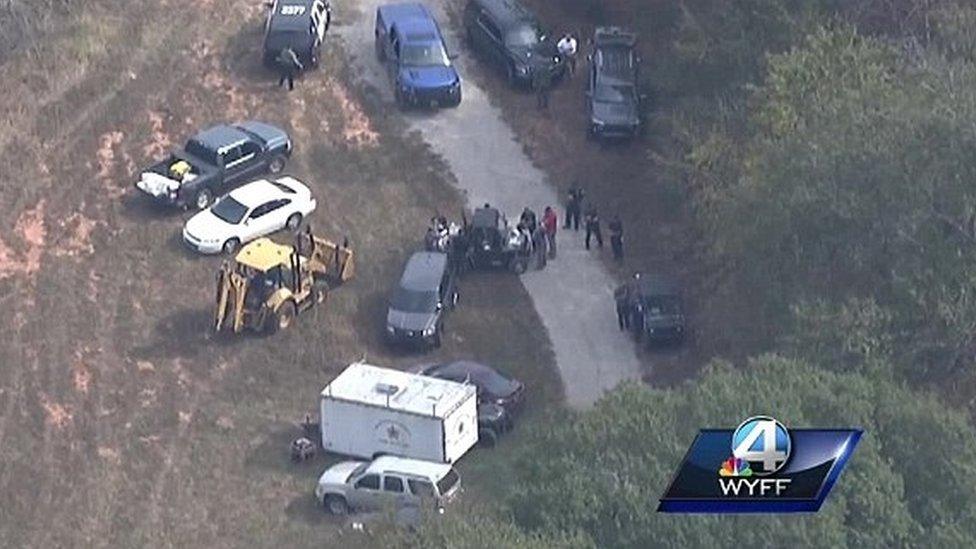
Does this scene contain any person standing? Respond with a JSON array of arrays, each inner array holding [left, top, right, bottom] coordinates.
[[542, 206, 558, 259], [520, 207, 538, 235], [609, 215, 624, 262], [557, 33, 579, 77], [532, 68, 552, 110], [532, 224, 548, 269], [276, 47, 304, 91], [564, 185, 584, 230], [584, 205, 603, 250], [614, 284, 632, 331]]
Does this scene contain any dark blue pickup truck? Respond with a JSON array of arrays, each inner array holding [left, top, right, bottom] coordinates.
[[374, 3, 462, 109], [134, 122, 292, 210]]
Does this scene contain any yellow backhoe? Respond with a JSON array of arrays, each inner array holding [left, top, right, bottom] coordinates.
[[214, 229, 354, 334]]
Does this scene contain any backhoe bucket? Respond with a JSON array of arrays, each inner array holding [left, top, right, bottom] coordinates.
[[214, 263, 249, 333]]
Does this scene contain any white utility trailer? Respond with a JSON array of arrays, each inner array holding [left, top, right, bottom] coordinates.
[[320, 362, 479, 463]]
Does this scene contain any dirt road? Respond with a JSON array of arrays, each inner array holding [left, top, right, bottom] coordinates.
[[334, 1, 643, 407]]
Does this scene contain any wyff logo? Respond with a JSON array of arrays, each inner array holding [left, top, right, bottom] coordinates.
[[658, 416, 861, 513]]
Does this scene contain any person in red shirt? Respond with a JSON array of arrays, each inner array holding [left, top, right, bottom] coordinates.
[[542, 206, 558, 259]]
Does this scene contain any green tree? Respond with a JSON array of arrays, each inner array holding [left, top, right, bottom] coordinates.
[[505, 356, 976, 547], [692, 20, 976, 381]]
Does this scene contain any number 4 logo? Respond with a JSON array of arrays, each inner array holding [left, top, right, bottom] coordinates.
[[732, 417, 791, 476]]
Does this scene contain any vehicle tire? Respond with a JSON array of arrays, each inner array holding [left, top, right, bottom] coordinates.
[[268, 301, 296, 334], [432, 324, 443, 348], [506, 63, 518, 88], [285, 213, 302, 231], [194, 188, 213, 210], [394, 87, 409, 110], [268, 155, 286, 174], [313, 283, 328, 305], [478, 428, 498, 448], [375, 34, 386, 62], [310, 45, 320, 69], [510, 257, 528, 275], [324, 495, 349, 516], [448, 89, 462, 108], [222, 238, 241, 256]]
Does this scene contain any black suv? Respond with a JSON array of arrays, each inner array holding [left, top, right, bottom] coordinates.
[[464, 206, 531, 274], [386, 251, 458, 348], [462, 0, 564, 87], [263, 0, 332, 68], [586, 27, 645, 140], [411, 360, 524, 447], [616, 274, 686, 345]]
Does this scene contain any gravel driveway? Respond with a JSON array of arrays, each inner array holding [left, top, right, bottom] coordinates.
[[333, 0, 642, 407]]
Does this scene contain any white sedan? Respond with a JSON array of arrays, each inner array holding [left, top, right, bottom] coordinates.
[[182, 176, 317, 255]]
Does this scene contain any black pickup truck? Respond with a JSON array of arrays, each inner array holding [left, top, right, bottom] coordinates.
[[134, 122, 292, 210]]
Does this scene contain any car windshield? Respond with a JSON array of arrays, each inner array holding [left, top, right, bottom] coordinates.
[[436, 468, 460, 496], [210, 197, 248, 224], [594, 83, 635, 104], [438, 363, 516, 396], [505, 23, 545, 47], [185, 139, 218, 166], [391, 288, 438, 313], [400, 43, 451, 67], [348, 463, 369, 483], [473, 370, 517, 395], [642, 295, 681, 316]]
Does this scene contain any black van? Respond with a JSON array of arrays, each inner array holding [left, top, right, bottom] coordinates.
[[462, 0, 564, 87], [386, 252, 459, 348]]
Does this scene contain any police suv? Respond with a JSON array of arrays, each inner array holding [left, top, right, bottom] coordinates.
[[263, 0, 332, 68]]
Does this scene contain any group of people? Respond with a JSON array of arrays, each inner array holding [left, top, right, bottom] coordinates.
[[516, 206, 559, 269], [565, 184, 625, 261], [506, 184, 625, 271], [533, 32, 580, 110]]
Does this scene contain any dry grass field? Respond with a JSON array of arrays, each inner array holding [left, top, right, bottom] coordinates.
[[0, 1, 559, 546]]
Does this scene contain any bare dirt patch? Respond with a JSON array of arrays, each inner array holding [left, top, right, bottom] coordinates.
[[53, 212, 99, 258], [327, 80, 380, 148], [39, 394, 73, 429], [0, 200, 47, 280], [144, 111, 173, 159]]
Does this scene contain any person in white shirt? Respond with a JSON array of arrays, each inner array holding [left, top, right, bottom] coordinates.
[[557, 33, 579, 76]]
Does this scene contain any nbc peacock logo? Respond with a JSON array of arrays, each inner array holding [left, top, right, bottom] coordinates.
[[719, 457, 753, 477]]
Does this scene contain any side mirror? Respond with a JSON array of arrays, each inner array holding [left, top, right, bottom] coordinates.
[[436, 302, 443, 311]]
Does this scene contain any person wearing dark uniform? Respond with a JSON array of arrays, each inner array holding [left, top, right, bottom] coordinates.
[[520, 207, 538, 235], [532, 224, 548, 269], [276, 47, 304, 91], [584, 206, 603, 250], [609, 215, 624, 261], [532, 68, 553, 110], [564, 185, 584, 230], [614, 284, 632, 330]]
